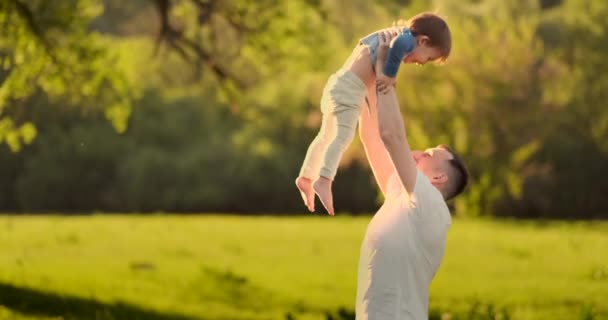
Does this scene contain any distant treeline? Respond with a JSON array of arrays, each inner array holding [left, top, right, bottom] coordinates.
[[1, 0, 607, 218]]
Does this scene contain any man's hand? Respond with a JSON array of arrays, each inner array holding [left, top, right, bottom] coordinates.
[[376, 29, 398, 94]]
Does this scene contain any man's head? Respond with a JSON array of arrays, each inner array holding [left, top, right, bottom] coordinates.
[[402, 12, 451, 65], [412, 144, 469, 200]]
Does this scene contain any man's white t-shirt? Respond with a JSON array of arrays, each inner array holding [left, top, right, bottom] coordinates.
[[355, 170, 452, 320]]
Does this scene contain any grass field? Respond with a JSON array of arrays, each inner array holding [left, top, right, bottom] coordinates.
[[0, 214, 606, 320]]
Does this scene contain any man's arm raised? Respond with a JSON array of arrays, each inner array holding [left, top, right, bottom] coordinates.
[[359, 92, 394, 196], [374, 30, 417, 195], [376, 88, 418, 195]]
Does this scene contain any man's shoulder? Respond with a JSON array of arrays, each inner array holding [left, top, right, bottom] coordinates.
[[412, 170, 450, 219]]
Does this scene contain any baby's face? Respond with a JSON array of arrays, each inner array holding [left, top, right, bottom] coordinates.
[[403, 45, 442, 65]]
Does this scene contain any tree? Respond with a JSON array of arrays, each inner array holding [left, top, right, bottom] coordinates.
[[0, 0, 339, 151], [0, 0, 132, 152]]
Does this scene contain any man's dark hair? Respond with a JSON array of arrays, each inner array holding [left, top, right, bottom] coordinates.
[[437, 144, 469, 200]]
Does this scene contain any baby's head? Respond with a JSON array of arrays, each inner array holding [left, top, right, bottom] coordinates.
[[402, 12, 452, 65]]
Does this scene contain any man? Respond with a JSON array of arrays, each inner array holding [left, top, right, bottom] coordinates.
[[355, 30, 469, 319]]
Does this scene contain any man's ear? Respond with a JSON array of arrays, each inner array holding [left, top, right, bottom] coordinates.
[[430, 172, 448, 186]]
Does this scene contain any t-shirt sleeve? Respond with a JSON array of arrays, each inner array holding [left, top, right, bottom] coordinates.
[[412, 170, 449, 224], [382, 32, 415, 77]]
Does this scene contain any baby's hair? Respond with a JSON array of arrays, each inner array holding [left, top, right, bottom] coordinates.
[[393, 12, 451, 62]]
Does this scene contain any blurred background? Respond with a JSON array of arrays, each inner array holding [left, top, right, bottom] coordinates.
[[1, 1, 607, 319], [1, 0, 607, 218]]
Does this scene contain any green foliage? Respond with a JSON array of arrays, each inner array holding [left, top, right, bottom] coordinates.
[[387, 0, 608, 217], [0, 118, 36, 152], [0, 0, 133, 151], [0, 0, 607, 217], [15, 123, 128, 211], [0, 87, 376, 213]]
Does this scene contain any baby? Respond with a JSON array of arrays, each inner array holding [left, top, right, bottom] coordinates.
[[296, 12, 452, 215]]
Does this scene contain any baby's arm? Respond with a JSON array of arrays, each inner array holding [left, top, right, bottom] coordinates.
[[376, 30, 415, 92], [384, 31, 415, 76]]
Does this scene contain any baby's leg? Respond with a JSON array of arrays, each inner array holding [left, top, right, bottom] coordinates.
[[296, 115, 336, 212], [314, 107, 361, 215]]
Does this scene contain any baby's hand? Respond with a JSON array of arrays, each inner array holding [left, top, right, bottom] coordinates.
[[375, 29, 397, 68], [376, 73, 396, 94]]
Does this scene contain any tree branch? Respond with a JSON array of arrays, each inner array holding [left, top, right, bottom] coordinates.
[[9, 0, 59, 64], [152, 0, 244, 88]]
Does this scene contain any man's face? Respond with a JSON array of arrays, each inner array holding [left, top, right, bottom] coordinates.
[[412, 146, 453, 175]]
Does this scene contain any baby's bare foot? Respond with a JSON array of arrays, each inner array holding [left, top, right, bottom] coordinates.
[[313, 177, 334, 216], [295, 176, 315, 212]]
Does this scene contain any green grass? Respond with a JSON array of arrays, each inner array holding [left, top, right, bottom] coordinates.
[[0, 214, 606, 320]]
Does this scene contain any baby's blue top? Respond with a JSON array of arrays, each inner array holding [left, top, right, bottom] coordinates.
[[359, 28, 416, 77]]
